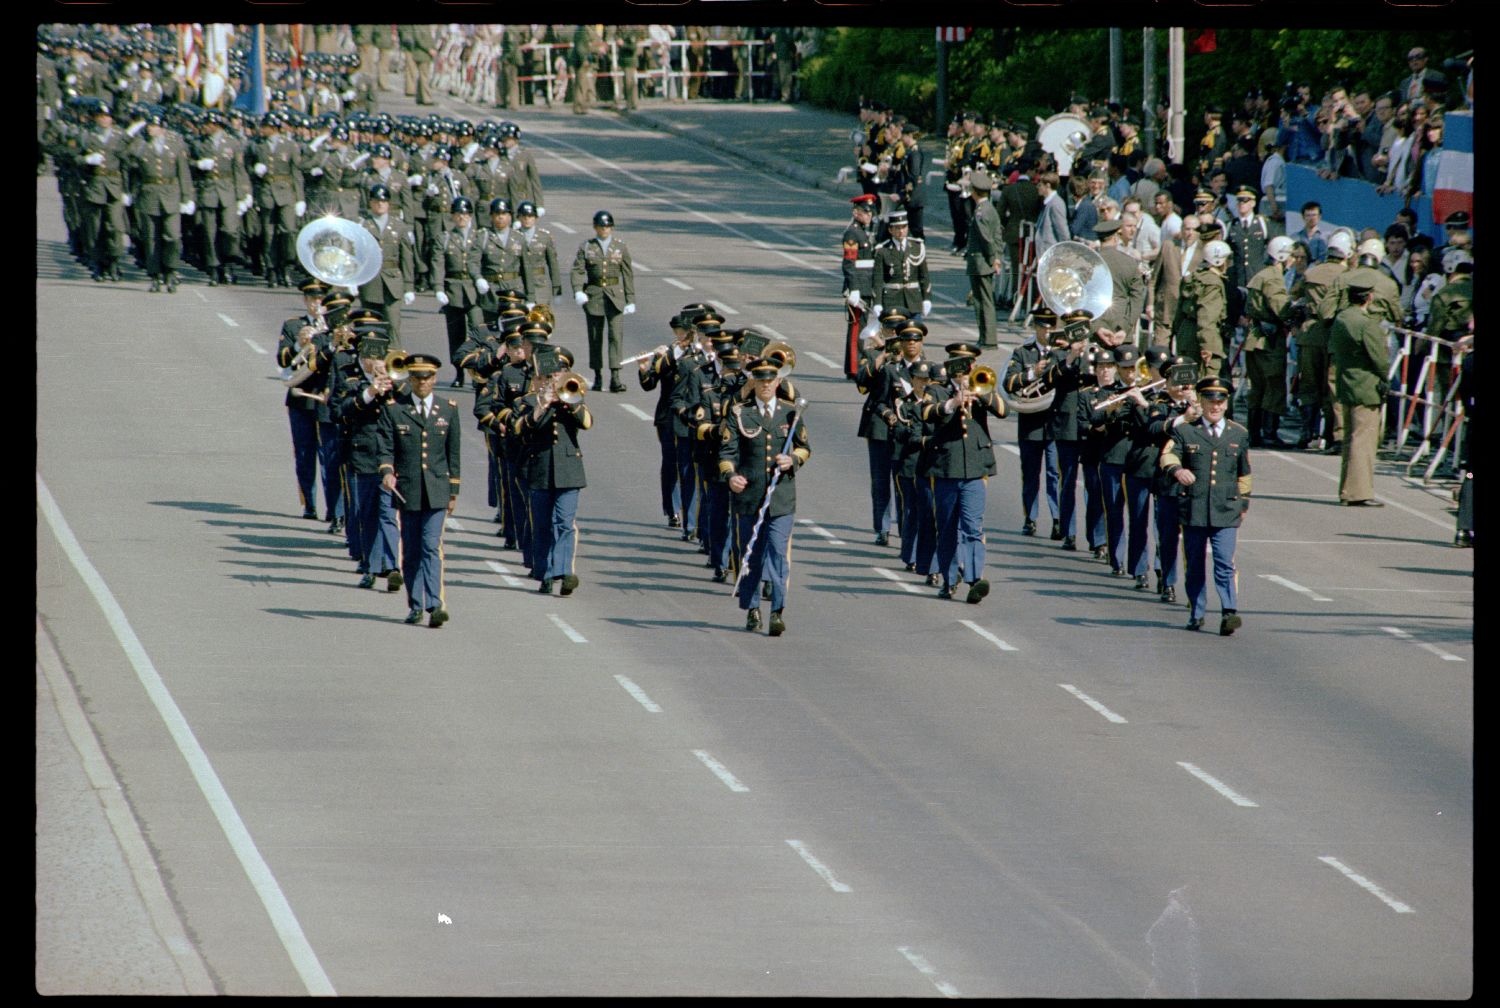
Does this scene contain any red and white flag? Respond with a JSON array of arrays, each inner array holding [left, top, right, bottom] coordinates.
[[937, 27, 972, 43], [178, 23, 203, 88]]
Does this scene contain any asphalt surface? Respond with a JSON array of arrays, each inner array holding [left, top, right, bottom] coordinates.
[[36, 89, 1472, 996]]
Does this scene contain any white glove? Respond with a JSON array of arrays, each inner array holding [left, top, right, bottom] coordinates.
[[125, 120, 146, 137], [407, 173, 423, 186], [196, 157, 215, 171], [623, 303, 636, 315], [426, 185, 440, 197], [83, 152, 105, 167], [525, 301, 535, 310], [180, 201, 196, 216], [349, 151, 370, 169], [537, 206, 545, 217], [848, 289, 863, 308], [861, 162, 878, 174], [475, 277, 490, 295], [294, 200, 307, 218], [403, 291, 416, 305], [872, 303, 883, 317], [860, 322, 880, 342], [310, 167, 324, 177], [342, 89, 355, 102], [574, 290, 589, 306], [436, 290, 450, 307], [121, 193, 133, 207], [309, 133, 329, 151], [921, 300, 932, 316], [237, 195, 253, 216], [254, 162, 268, 177], [944, 182, 961, 192]]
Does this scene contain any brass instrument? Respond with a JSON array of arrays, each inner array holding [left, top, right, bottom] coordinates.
[[968, 364, 998, 395], [295, 215, 383, 287], [384, 350, 412, 383], [553, 370, 587, 405], [1035, 241, 1114, 324], [1002, 373, 1056, 414], [762, 340, 797, 379], [1034, 112, 1093, 178], [526, 304, 555, 327]]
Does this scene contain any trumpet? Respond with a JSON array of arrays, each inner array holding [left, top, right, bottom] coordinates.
[[619, 344, 669, 367]]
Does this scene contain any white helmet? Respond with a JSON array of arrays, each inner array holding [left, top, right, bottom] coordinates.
[[1443, 248, 1474, 273], [1326, 231, 1355, 259], [1203, 240, 1232, 268], [1267, 235, 1295, 263], [1357, 238, 1386, 263]]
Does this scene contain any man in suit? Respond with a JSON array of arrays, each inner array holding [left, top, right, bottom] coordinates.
[[998, 156, 1042, 311], [964, 171, 1003, 348], [570, 209, 637, 393], [356, 183, 417, 349], [1032, 169, 1070, 257], [1159, 375, 1252, 635]]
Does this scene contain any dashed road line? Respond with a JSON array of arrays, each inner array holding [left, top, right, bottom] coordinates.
[[1000, 443, 1020, 456], [547, 613, 588, 643], [445, 518, 464, 532], [193, 289, 208, 303], [1176, 762, 1258, 807], [663, 277, 693, 290], [708, 299, 739, 316], [1058, 684, 1128, 724], [1260, 574, 1334, 602], [785, 840, 852, 893], [873, 567, 925, 594], [484, 560, 526, 588], [795, 519, 846, 546], [243, 338, 268, 355], [1318, 856, 1415, 913], [620, 403, 654, 422], [897, 947, 961, 998], [959, 619, 1018, 652], [804, 350, 839, 369], [692, 749, 749, 792], [217, 312, 239, 328], [613, 674, 662, 713], [548, 219, 576, 234], [631, 260, 653, 273], [1380, 626, 1464, 662]]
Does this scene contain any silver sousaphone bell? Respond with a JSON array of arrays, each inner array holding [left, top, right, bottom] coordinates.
[[295, 215, 383, 288], [1004, 241, 1115, 415]]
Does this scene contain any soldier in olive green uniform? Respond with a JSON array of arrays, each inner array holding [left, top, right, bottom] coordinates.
[[356, 183, 417, 349], [1174, 239, 1232, 384], [127, 111, 194, 292], [431, 196, 485, 387], [1329, 281, 1391, 506], [964, 171, 1004, 348], [477, 198, 526, 327], [189, 111, 251, 286], [515, 201, 562, 307], [571, 209, 636, 392], [78, 100, 132, 282], [1296, 231, 1353, 449], [1242, 236, 1296, 446], [246, 113, 306, 288], [1425, 250, 1474, 408]]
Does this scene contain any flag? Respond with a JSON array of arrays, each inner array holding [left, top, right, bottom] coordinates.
[[1188, 29, 1217, 55], [236, 24, 267, 116], [1431, 110, 1473, 226], [202, 23, 231, 108], [178, 24, 202, 89], [937, 27, 972, 43]]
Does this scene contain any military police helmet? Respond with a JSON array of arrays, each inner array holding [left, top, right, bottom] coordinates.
[[372, 143, 393, 160], [368, 183, 392, 202], [451, 196, 475, 215], [593, 210, 615, 228], [431, 145, 453, 163], [516, 201, 538, 217], [489, 197, 513, 216], [499, 121, 520, 139], [1203, 240, 1232, 268]]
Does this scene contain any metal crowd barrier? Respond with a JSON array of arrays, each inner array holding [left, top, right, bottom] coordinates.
[[1381, 324, 1468, 483]]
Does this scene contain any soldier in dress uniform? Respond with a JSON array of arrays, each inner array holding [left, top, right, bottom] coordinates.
[[1092, 218, 1147, 342], [356, 183, 417, 349], [876, 323, 934, 571], [871, 209, 932, 321], [638, 312, 696, 529], [519, 345, 592, 596], [943, 112, 971, 254], [474, 330, 535, 559], [1003, 307, 1063, 538], [1159, 375, 1251, 635], [855, 310, 909, 546], [923, 342, 1006, 603], [127, 110, 194, 292], [1295, 230, 1354, 450], [335, 329, 405, 593], [1041, 314, 1099, 551], [515, 201, 562, 308], [571, 209, 637, 393], [1084, 345, 1148, 580], [679, 334, 741, 581], [78, 99, 132, 282], [189, 110, 251, 286], [721, 361, 811, 637], [478, 197, 526, 328], [246, 112, 306, 288], [840, 193, 877, 378], [1145, 358, 1203, 604], [964, 170, 1004, 348], [431, 195, 485, 387], [277, 278, 332, 519], [500, 122, 544, 212], [1242, 235, 1296, 447]]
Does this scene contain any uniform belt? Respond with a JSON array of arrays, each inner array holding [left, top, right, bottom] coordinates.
[[486, 271, 521, 281], [269, 174, 293, 182], [854, 258, 874, 268], [886, 282, 920, 289]]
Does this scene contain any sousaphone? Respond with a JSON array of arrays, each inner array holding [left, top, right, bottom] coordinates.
[[1002, 241, 1114, 415], [295, 215, 383, 288], [1034, 112, 1092, 179]]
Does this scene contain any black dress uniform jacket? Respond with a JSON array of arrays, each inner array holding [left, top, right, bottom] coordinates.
[[718, 400, 811, 517], [920, 386, 1006, 479], [1160, 419, 1253, 527], [518, 395, 591, 490], [376, 393, 462, 511]]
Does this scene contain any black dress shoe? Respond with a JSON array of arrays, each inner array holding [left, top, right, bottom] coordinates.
[[149, 278, 161, 292], [1322, 440, 1343, 455], [1154, 573, 1163, 595], [1341, 498, 1385, 507], [1050, 520, 1063, 541], [559, 574, 579, 596], [609, 380, 627, 393], [668, 513, 682, 528], [328, 518, 345, 535], [301, 508, 318, 520], [925, 573, 941, 587], [404, 606, 425, 624], [768, 610, 786, 637], [1134, 574, 1150, 590], [358, 573, 377, 589], [1110, 566, 1125, 577], [429, 607, 449, 629], [537, 578, 554, 594], [591, 374, 604, 392], [904, 562, 916, 572], [450, 378, 464, 389], [875, 531, 890, 546], [1219, 611, 1242, 636], [938, 584, 955, 600], [1185, 617, 1204, 631], [502, 539, 518, 550], [386, 570, 404, 592], [1091, 546, 1106, 560], [965, 579, 990, 604], [166, 273, 178, 293], [1061, 536, 1078, 551], [1161, 586, 1177, 604], [1022, 519, 1037, 536], [745, 608, 762, 631], [1455, 531, 1474, 548], [207, 275, 219, 287], [712, 567, 727, 583]]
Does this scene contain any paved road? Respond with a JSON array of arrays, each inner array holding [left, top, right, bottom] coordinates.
[[36, 90, 1472, 996]]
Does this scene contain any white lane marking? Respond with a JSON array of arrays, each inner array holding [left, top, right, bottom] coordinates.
[[1269, 451, 1450, 530], [1260, 574, 1334, 602], [1058, 684, 1128, 724], [874, 567, 925, 594], [663, 277, 693, 290], [795, 519, 846, 546], [620, 403, 654, 422], [36, 475, 337, 995], [632, 260, 653, 273], [613, 674, 662, 713], [960, 619, 1019, 652], [1241, 539, 1399, 545], [1000, 443, 1020, 456], [193, 289, 208, 303], [1318, 856, 1415, 913], [243, 338, 268, 355], [708, 299, 740, 316], [773, 249, 813, 269], [484, 559, 525, 588], [804, 350, 839, 370], [445, 518, 464, 532], [897, 947, 962, 999], [217, 312, 239, 328], [1380, 626, 1464, 662], [549, 220, 576, 234], [1324, 587, 1470, 594], [692, 749, 750, 792], [1176, 762, 1259, 807], [785, 840, 852, 893], [547, 613, 588, 643]]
